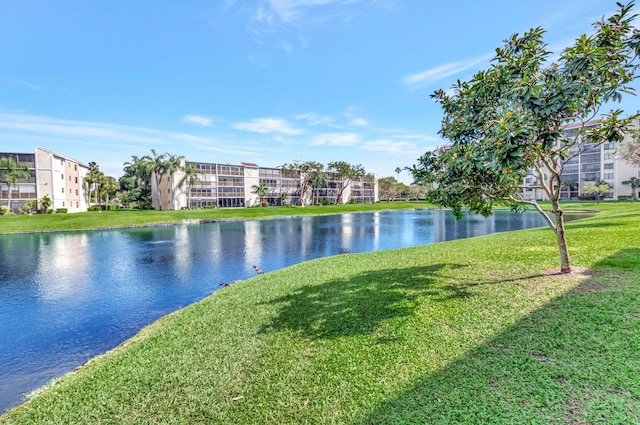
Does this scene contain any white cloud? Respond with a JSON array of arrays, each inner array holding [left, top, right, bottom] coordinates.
[[232, 117, 303, 135], [312, 132, 360, 146], [183, 115, 213, 127], [295, 112, 336, 127], [401, 53, 493, 91], [363, 139, 423, 155]]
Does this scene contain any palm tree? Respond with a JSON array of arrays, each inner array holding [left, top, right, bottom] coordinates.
[[149, 149, 167, 210], [251, 181, 270, 206], [101, 176, 120, 209], [0, 156, 31, 213], [86, 161, 104, 207], [561, 180, 576, 200], [178, 164, 204, 209], [309, 170, 328, 205], [394, 167, 402, 180], [622, 177, 640, 201], [163, 154, 184, 210]]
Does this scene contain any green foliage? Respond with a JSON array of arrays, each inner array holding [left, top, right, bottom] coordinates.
[[0, 206, 7, 215], [39, 195, 51, 214], [0, 156, 31, 213], [19, 200, 38, 214], [1, 203, 638, 424], [281, 160, 324, 206], [580, 181, 611, 203], [55, 208, 68, 214], [411, 2, 640, 272], [327, 161, 366, 204]]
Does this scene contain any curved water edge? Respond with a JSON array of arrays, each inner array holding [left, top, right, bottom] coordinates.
[[0, 209, 593, 413]]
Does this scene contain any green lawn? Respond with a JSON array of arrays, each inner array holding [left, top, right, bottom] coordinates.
[[1, 202, 638, 424], [0, 201, 431, 234]]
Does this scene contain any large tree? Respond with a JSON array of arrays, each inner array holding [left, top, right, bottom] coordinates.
[[178, 164, 204, 209], [410, 2, 640, 273], [327, 161, 366, 204], [0, 156, 31, 213], [120, 155, 153, 209], [281, 160, 324, 206]]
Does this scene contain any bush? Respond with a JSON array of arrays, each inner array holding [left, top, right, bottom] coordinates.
[[0, 206, 7, 215], [56, 208, 68, 214], [46, 209, 53, 214]]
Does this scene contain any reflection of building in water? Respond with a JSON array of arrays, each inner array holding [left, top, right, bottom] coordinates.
[[36, 233, 91, 300], [154, 159, 379, 210]]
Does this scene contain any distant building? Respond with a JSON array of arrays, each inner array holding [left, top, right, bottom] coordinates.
[[520, 119, 639, 200], [152, 159, 378, 210], [0, 147, 89, 213]]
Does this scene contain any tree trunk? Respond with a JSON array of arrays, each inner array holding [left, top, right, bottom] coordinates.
[[552, 204, 571, 273], [6, 184, 12, 213]]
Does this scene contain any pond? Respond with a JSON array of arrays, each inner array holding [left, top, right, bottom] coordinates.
[[0, 209, 560, 412]]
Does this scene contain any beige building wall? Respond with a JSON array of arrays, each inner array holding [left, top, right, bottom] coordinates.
[[35, 147, 89, 212]]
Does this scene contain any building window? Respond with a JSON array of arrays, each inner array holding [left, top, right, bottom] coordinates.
[[76, 202, 79, 207], [604, 153, 614, 160], [61, 174, 64, 179], [69, 175, 71, 181], [75, 189, 78, 195], [604, 173, 614, 180], [604, 163, 614, 170], [62, 202, 65, 207], [61, 188, 64, 193], [604, 143, 615, 150], [74, 164, 77, 171]]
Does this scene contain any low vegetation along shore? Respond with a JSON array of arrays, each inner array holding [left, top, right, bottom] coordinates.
[[1, 202, 638, 424], [0, 201, 430, 234]]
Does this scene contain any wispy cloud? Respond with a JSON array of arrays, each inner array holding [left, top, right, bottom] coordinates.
[[295, 112, 336, 127], [312, 132, 360, 146], [14, 80, 42, 90], [363, 138, 423, 155], [232, 117, 303, 135], [401, 53, 493, 91], [182, 114, 213, 127]]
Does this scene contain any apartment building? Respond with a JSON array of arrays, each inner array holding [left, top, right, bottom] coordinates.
[[0, 147, 89, 213], [153, 159, 378, 210], [520, 119, 639, 201]]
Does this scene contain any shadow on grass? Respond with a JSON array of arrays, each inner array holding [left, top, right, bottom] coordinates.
[[258, 263, 470, 339], [353, 249, 640, 424]]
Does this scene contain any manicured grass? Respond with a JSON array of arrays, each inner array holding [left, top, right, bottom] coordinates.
[[0, 201, 431, 234], [1, 202, 638, 424]]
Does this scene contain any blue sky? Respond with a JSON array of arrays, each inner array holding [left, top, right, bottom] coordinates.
[[1, 0, 639, 182]]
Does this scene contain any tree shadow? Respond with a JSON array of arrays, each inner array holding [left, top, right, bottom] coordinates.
[[257, 263, 470, 339], [353, 249, 640, 424]]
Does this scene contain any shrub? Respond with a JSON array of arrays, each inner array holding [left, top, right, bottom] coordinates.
[[56, 208, 68, 214], [0, 206, 7, 215]]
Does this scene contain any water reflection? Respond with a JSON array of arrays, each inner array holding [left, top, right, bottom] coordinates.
[[0, 209, 574, 412]]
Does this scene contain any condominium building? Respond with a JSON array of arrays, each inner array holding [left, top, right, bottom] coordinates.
[[153, 159, 378, 210], [0, 147, 90, 213], [520, 119, 639, 201]]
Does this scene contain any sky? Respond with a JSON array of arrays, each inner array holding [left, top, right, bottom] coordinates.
[[2, 0, 639, 183]]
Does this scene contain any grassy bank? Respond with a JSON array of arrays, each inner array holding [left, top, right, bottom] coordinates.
[[1, 202, 639, 424], [0, 201, 431, 234]]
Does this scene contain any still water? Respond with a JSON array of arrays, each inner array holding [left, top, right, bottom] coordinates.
[[0, 209, 551, 412]]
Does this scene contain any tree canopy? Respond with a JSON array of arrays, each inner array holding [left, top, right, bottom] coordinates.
[[410, 2, 640, 273]]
